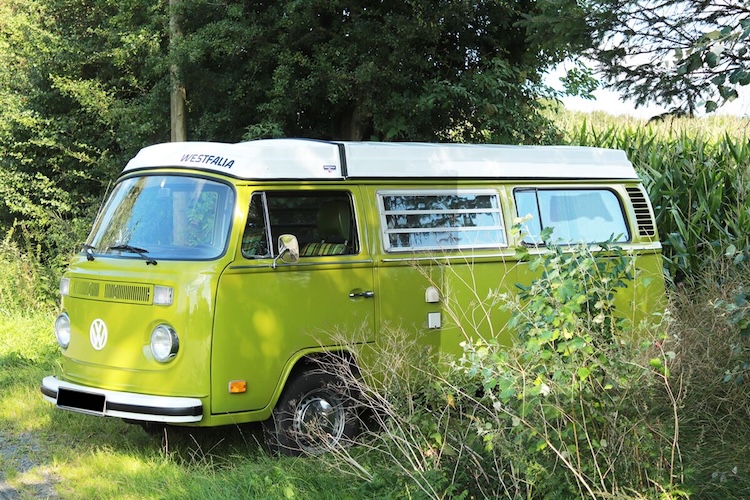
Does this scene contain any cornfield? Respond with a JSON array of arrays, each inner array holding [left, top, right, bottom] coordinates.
[[558, 111, 750, 281]]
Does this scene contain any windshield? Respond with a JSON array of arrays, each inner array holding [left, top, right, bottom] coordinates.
[[87, 175, 234, 261]]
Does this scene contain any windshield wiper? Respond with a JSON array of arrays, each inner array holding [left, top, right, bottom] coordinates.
[[82, 244, 96, 261], [108, 244, 157, 265]]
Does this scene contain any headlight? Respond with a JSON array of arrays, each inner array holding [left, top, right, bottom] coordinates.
[[150, 325, 179, 362], [55, 313, 71, 349]]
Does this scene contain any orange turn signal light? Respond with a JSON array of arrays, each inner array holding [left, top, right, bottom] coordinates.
[[228, 380, 247, 394]]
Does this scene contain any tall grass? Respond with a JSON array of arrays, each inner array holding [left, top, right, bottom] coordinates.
[[552, 110, 750, 498], [0, 224, 59, 315], [667, 258, 750, 498], [317, 244, 682, 498]]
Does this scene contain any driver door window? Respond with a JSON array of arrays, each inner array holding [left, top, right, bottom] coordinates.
[[241, 191, 357, 259]]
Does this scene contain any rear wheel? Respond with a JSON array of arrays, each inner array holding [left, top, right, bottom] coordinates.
[[263, 370, 360, 456]]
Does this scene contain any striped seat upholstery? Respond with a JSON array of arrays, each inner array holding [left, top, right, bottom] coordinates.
[[300, 199, 352, 257], [300, 242, 348, 257]]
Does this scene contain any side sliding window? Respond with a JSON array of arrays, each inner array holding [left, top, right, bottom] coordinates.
[[514, 188, 630, 245], [378, 190, 506, 252]]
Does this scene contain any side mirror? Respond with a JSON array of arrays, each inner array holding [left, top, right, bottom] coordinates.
[[273, 234, 299, 268]]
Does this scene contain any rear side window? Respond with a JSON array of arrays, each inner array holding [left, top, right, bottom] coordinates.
[[514, 188, 629, 244], [378, 190, 506, 252]]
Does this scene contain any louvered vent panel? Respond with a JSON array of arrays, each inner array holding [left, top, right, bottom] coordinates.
[[103, 283, 151, 304], [70, 280, 101, 298], [626, 187, 656, 237]]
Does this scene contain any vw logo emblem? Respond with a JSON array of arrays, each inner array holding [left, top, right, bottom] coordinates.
[[90, 318, 108, 351]]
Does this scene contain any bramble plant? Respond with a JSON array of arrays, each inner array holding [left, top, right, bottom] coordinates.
[[715, 249, 750, 337], [457, 241, 680, 497], [320, 239, 681, 498], [713, 245, 750, 384]]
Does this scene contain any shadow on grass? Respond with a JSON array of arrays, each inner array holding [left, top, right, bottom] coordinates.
[[39, 392, 268, 464], [0, 353, 367, 499], [0, 311, 370, 499], [38, 411, 362, 499]]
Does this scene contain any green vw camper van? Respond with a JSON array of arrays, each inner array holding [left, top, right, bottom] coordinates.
[[41, 139, 665, 455]]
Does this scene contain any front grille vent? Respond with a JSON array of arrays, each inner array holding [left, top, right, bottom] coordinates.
[[68, 279, 153, 304], [103, 283, 151, 303], [626, 187, 656, 237], [70, 280, 101, 298]]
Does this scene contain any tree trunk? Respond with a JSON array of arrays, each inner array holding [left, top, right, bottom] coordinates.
[[170, 0, 187, 142], [339, 99, 371, 141]]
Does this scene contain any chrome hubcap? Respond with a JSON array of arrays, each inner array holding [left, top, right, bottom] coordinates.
[[293, 390, 345, 453]]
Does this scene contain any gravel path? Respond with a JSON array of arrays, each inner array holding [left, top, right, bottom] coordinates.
[[0, 433, 57, 499], [0, 480, 19, 500]]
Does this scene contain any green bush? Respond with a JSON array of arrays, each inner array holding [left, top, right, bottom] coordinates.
[[0, 225, 60, 314], [457, 243, 681, 497], [324, 244, 681, 498]]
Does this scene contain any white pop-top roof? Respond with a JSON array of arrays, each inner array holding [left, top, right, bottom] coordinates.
[[123, 138, 639, 180]]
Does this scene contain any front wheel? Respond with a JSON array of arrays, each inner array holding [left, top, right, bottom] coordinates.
[[263, 369, 360, 456]]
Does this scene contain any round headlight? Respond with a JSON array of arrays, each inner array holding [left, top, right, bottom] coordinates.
[[54, 313, 71, 349], [150, 325, 179, 362]]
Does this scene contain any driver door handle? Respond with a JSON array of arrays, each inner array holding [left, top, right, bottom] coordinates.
[[349, 290, 375, 299]]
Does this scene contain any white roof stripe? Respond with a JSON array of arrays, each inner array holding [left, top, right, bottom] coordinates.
[[124, 139, 344, 179], [340, 141, 637, 179], [123, 139, 639, 180]]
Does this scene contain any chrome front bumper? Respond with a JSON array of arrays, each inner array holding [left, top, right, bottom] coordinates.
[[41, 376, 203, 423]]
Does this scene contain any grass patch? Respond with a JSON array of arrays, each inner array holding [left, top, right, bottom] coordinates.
[[0, 305, 370, 498], [43, 427, 370, 500], [668, 264, 750, 498]]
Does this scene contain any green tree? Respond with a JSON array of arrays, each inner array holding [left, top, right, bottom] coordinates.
[[175, 0, 603, 143], [591, 0, 749, 114], [0, 0, 169, 259], [0, 0, 608, 262]]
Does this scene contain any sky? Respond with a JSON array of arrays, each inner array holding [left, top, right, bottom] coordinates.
[[546, 65, 750, 119]]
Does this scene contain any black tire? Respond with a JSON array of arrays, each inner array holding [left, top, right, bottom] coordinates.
[[123, 419, 167, 436], [263, 369, 360, 456]]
